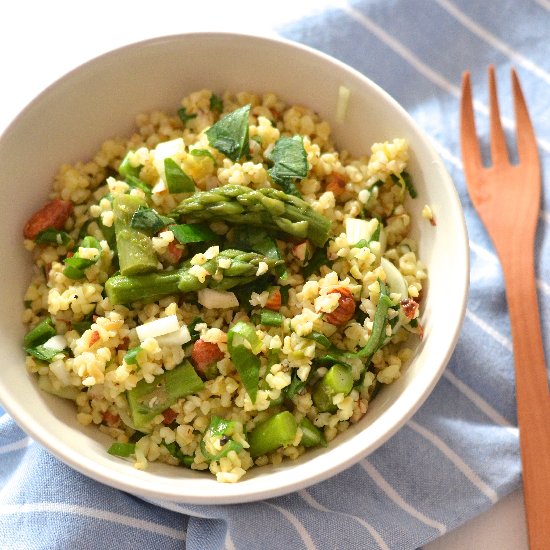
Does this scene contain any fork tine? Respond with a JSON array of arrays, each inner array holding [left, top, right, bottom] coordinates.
[[460, 71, 484, 181], [488, 65, 510, 165], [511, 68, 540, 166]]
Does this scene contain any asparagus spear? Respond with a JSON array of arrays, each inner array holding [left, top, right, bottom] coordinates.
[[113, 194, 159, 276], [248, 411, 298, 458], [171, 185, 332, 247], [312, 364, 354, 413], [105, 249, 282, 305], [126, 360, 204, 431]]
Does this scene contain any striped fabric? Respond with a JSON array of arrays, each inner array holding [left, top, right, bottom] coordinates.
[[1, 1, 549, 548]]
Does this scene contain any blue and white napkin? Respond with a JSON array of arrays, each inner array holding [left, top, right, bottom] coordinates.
[[2, 1, 549, 548]]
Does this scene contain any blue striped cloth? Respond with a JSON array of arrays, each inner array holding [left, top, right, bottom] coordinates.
[[1, 1, 549, 548]]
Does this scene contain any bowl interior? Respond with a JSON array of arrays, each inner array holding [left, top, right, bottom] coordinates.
[[0, 33, 468, 503]]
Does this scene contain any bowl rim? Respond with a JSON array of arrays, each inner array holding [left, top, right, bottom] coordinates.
[[0, 30, 469, 504]]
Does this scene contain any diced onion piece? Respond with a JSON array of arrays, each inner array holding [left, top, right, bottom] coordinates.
[[345, 218, 377, 245], [42, 334, 68, 351], [155, 325, 192, 347], [152, 179, 167, 195], [48, 362, 72, 386], [335, 85, 350, 124], [152, 138, 185, 182], [38, 374, 79, 400], [136, 314, 180, 342], [198, 289, 239, 309], [378, 225, 387, 253], [381, 257, 408, 299]]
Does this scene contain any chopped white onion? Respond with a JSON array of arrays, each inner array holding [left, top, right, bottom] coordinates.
[[42, 334, 68, 351], [136, 314, 180, 342], [381, 257, 408, 298], [198, 289, 239, 309], [335, 85, 350, 124], [345, 218, 377, 245], [152, 178, 167, 194], [155, 325, 192, 347], [152, 138, 185, 182]]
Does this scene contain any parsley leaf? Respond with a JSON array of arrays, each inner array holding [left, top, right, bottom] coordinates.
[[205, 104, 250, 161], [267, 135, 308, 197], [34, 228, 71, 247], [164, 158, 195, 193], [171, 223, 217, 244], [189, 148, 216, 165], [130, 207, 175, 235], [177, 107, 197, 126], [63, 236, 102, 279], [209, 93, 223, 113]]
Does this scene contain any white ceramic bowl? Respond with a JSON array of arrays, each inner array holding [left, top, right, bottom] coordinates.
[[0, 32, 468, 504]]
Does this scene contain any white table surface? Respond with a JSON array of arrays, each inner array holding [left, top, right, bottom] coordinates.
[[0, 2, 529, 548]]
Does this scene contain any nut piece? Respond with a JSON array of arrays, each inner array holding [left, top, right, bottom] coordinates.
[[325, 172, 347, 197], [265, 288, 282, 311], [191, 339, 225, 377], [23, 199, 74, 239], [325, 287, 356, 326]]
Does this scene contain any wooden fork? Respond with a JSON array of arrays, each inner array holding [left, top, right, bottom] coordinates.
[[460, 66, 550, 549]]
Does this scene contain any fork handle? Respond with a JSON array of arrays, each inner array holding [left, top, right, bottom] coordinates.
[[501, 252, 550, 550]]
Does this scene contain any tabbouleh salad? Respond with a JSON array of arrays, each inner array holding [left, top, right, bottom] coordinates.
[[22, 89, 426, 483]]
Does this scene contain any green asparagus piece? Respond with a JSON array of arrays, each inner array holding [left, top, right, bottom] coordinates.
[[248, 411, 298, 458], [171, 185, 332, 247], [299, 417, 327, 448], [312, 364, 354, 413], [113, 194, 159, 276], [105, 249, 282, 305], [126, 360, 204, 431]]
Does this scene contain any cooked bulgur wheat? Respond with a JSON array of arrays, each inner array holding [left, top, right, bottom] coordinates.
[[22, 90, 426, 483]]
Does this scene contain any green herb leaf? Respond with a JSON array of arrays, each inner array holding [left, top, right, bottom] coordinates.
[[72, 315, 94, 335], [130, 207, 175, 235], [177, 107, 197, 126], [63, 236, 102, 279], [268, 135, 308, 197], [162, 441, 194, 467], [164, 158, 195, 193], [23, 317, 56, 347], [227, 321, 261, 402], [302, 246, 330, 279], [391, 171, 417, 199], [171, 223, 217, 244], [199, 416, 243, 462], [189, 148, 217, 165], [107, 442, 136, 457], [188, 317, 203, 343], [118, 151, 140, 178], [205, 104, 250, 161], [25, 344, 67, 362], [210, 93, 223, 113], [34, 228, 71, 247], [124, 346, 142, 366], [125, 174, 152, 196]]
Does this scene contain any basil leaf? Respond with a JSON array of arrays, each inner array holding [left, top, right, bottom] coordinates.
[[25, 344, 67, 362], [118, 151, 140, 178], [199, 416, 243, 462], [63, 236, 102, 279], [210, 93, 223, 113], [268, 135, 308, 197], [177, 107, 197, 126], [227, 321, 261, 402], [205, 104, 250, 161], [162, 441, 193, 467], [130, 207, 175, 235], [171, 223, 217, 244], [164, 158, 195, 193], [302, 246, 330, 279], [124, 346, 142, 365], [125, 174, 152, 196], [34, 228, 71, 247], [189, 148, 217, 165], [231, 227, 287, 279]]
